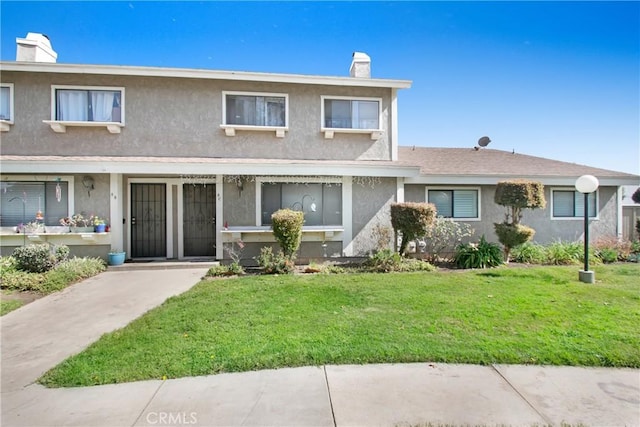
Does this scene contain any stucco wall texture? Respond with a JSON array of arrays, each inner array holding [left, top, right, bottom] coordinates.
[[2, 71, 394, 161]]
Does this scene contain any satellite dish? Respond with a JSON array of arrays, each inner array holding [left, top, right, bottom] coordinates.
[[478, 136, 491, 147]]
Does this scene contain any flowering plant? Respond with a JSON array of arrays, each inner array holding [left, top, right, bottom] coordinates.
[[59, 214, 92, 227], [91, 216, 106, 226]]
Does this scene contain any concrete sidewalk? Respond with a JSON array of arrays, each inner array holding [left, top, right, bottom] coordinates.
[[2, 269, 639, 426]]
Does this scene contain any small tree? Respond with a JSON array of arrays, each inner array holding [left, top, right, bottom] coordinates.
[[271, 209, 304, 259], [390, 202, 436, 256], [494, 180, 546, 261], [632, 187, 640, 204]]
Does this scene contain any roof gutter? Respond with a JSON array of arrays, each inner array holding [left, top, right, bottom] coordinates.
[[0, 61, 412, 89]]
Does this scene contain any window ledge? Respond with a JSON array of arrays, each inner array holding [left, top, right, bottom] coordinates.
[[43, 120, 124, 134], [0, 120, 13, 132], [551, 217, 600, 221], [220, 124, 287, 138], [321, 128, 383, 140], [221, 225, 343, 240]]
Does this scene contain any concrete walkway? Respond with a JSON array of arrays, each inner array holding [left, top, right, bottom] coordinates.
[[2, 268, 639, 427]]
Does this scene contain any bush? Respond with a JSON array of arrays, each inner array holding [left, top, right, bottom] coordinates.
[[0, 256, 17, 273], [494, 222, 536, 261], [42, 257, 106, 293], [364, 249, 435, 273], [1, 269, 46, 292], [510, 242, 548, 264], [546, 241, 582, 265], [390, 202, 436, 256], [593, 237, 632, 263], [365, 249, 403, 272], [1, 256, 105, 294], [12, 244, 70, 273], [256, 246, 294, 275], [596, 247, 618, 264], [420, 217, 474, 262], [206, 262, 245, 277], [271, 209, 304, 259], [454, 235, 503, 269]]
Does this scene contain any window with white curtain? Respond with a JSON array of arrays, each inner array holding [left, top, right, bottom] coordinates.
[[552, 190, 597, 218], [224, 92, 286, 127], [261, 182, 342, 226], [0, 181, 69, 226], [0, 84, 13, 121], [428, 189, 479, 219], [54, 87, 122, 122], [323, 97, 380, 129]]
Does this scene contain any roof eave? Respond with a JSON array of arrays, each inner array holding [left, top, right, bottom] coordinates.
[[0, 61, 412, 89], [405, 174, 639, 186]]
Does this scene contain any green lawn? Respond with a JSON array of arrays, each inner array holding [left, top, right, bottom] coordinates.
[[41, 264, 640, 387]]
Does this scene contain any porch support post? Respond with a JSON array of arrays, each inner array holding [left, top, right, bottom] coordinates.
[[616, 186, 623, 240], [109, 173, 124, 253], [396, 177, 405, 203], [342, 176, 353, 256], [216, 174, 224, 260]]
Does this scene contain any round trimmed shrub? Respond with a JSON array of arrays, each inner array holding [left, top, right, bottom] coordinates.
[[12, 244, 70, 273], [271, 209, 304, 259], [494, 222, 535, 261]]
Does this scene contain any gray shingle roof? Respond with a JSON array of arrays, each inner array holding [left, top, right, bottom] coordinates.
[[398, 147, 638, 179]]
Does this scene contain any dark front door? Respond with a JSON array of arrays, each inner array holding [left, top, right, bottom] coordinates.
[[131, 183, 166, 258], [183, 184, 216, 257]]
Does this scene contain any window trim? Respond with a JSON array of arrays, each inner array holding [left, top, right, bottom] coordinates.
[[43, 85, 125, 134], [320, 95, 384, 140], [221, 90, 289, 138], [0, 83, 15, 131], [550, 188, 599, 220], [255, 176, 343, 227], [0, 175, 75, 231], [425, 187, 481, 221]]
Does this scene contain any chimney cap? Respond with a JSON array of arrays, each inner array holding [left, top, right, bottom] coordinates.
[[352, 51, 371, 62]]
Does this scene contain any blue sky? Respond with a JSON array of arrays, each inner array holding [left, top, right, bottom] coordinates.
[[1, 1, 639, 176]]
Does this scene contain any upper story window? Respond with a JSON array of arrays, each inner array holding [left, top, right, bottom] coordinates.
[[321, 96, 383, 140], [55, 87, 122, 122], [221, 91, 288, 138], [551, 189, 597, 219], [44, 85, 125, 134], [260, 181, 342, 226], [1, 180, 70, 227], [427, 188, 480, 220], [0, 83, 14, 131]]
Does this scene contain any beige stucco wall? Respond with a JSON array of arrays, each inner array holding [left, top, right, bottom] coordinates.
[[2, 71, 394, 161], [351, 177, 397, 255], [223, 180, 256, 226], [405, 184, 620, 245]]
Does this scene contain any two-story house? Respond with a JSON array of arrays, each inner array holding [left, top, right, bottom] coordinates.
[[1, 33, 638, 261]]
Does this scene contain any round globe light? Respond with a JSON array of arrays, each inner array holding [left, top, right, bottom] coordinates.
[[575, 175, 599, 194]]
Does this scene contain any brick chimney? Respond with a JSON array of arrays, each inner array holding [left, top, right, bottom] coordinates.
[[16, 33, 57, 63], [350, 52, 371, 78]]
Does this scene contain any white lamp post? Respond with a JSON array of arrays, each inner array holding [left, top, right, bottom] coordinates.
[[575, 174, 599, 283]]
